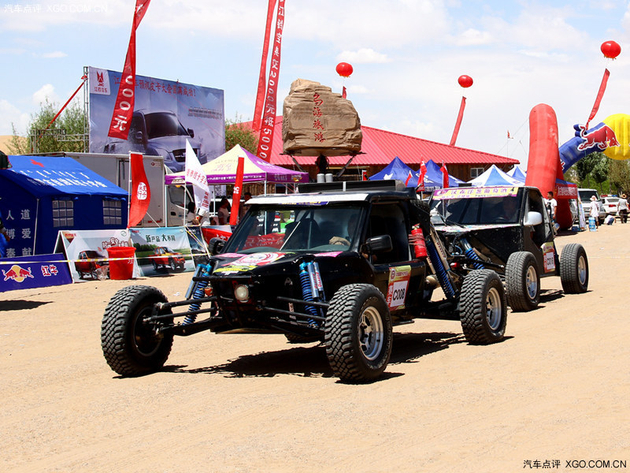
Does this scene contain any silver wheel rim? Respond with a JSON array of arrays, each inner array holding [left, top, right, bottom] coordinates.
[[486, 287, 502, 330], [526, 265, 538, 300], [577, 255, 587, 286], [359, 306, 384, 361]]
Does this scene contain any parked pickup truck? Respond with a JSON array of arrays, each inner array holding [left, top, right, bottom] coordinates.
[[148, 246, 185, 271], [74, 250, 109, 279]]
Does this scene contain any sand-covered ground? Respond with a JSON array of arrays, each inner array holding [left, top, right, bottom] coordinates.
[[1, 223, 629, 472]]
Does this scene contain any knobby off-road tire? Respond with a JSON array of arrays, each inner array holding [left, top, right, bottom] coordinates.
[[325, 284, 393, 383], [101, 285, 174, 377], [460, 269, 507, 344], [560, 243, 589, 294], [505, 251, 540, 312]]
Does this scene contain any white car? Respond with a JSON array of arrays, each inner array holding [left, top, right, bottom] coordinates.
[[578, 188, 604, 223], [602, 196, 620, 216]]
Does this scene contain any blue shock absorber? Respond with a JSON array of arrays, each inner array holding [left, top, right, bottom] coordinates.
[[299, 262, 319, 318], [425, 237, 456, 300], [465, 247, 485, 269], [183, 263, 213, 325], [460, 238, 485, 269]]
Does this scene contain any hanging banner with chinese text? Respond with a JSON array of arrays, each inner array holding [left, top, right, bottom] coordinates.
[[255, 0, 286, 161], [128, 152, 151, 227], [107, 0, 151, 140]]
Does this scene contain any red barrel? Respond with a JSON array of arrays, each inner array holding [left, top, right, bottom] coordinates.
[[106, 246, 136, 280]]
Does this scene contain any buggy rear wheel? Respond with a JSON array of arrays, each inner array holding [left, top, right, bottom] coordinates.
[[325, 284, 393, 383], [560, 243, 589, 294], [101, 285, 173, 376], [505, 251, 540, 312], [460, 269, 507, 344]]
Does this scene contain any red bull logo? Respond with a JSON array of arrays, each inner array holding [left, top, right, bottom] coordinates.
[[577, 124, 620, 152], [2, 264, 34, 283]]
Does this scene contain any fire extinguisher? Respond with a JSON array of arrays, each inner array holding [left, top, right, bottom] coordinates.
[[410, 224, 427, 258]]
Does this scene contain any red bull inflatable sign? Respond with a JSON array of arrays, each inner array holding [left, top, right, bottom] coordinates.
[[559, 114, 630, 171]]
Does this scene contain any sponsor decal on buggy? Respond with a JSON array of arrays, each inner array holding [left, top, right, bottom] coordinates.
[[433, 186, 519, 199], [542, 242, 556, 272], [214, 252, 285, 274], [386, 265, 411, 310], [314, 251, 343, 257]]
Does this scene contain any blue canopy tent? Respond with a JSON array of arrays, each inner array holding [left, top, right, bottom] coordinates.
[[369, 156, 416, 184], [0, 156, 128, 255], [424, 159, 463, 187], [469, 164, 522, 187], [507, 166, 527, 182]]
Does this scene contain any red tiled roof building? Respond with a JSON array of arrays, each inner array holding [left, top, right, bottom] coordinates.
[[243, 117, 519, 182]]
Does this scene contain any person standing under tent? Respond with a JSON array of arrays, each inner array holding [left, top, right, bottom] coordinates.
[[217, 197, 231, 225]]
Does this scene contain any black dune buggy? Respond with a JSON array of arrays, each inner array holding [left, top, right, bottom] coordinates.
[[429, 185, 589, 312], [101, 180, 511, 383]]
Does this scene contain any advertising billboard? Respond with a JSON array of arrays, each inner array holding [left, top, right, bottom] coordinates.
[[87, 66, 225, 173]]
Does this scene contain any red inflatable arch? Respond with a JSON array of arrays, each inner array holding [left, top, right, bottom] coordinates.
[[524, 104, 573, 229]]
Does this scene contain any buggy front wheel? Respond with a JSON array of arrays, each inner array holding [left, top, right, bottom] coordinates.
[[325, 284, 393, 383], [101, 285, 174, 376]]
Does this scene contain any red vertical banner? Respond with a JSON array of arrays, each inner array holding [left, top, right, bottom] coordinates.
[[128, 152, 151, 227], [107, 0, 151, 140], [229, 157, 245, 226], [417, 160, 427, 190], [586, 68, 610, 130], [253, 0, 278, 132], [404, 171, 412, 186], [441, 163, 449, 189], [256, 0, 286, 161], [449, 96, 466, 146]]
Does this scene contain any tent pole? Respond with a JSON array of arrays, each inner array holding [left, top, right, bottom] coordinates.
[[33, 198, 40, 255]]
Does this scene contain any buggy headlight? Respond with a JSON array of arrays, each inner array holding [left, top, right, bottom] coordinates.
[[234, 284, 250, 302]]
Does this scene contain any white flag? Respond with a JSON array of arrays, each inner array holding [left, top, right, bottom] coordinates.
[[184, 139, 210, 216]]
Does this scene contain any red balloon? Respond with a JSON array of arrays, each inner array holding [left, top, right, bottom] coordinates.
[[601, 40, 621, 59], [458, 75, 473, 88], [336, 62, 353, 78]]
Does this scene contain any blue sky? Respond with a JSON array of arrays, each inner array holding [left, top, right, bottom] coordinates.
[[2, 0, 630, 168]]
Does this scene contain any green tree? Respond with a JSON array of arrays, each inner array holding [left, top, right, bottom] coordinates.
[[609, 159, 630, 194], [9, 99, 87, 154], [591, 153, 609, 186], [575, 154, 599, 185], [225, 114, 258, 154]]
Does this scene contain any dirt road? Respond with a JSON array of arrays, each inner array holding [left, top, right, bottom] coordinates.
[[1, 224, 629, 472]]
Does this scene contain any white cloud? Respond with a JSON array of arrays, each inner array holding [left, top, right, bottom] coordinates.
[[485, 7, 588, 52], [40, 51, 68, 59], [338, 49, 390, 64], [0, 100, 29, 135], [32, 84, 59, 106], [0, 0, 133, 31], [346, 84, 370, 95], [455, 28, 493, 46]]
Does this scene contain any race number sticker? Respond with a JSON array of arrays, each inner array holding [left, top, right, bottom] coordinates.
[[542, 242, 556, 272], [386, 265, 411, 310]]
